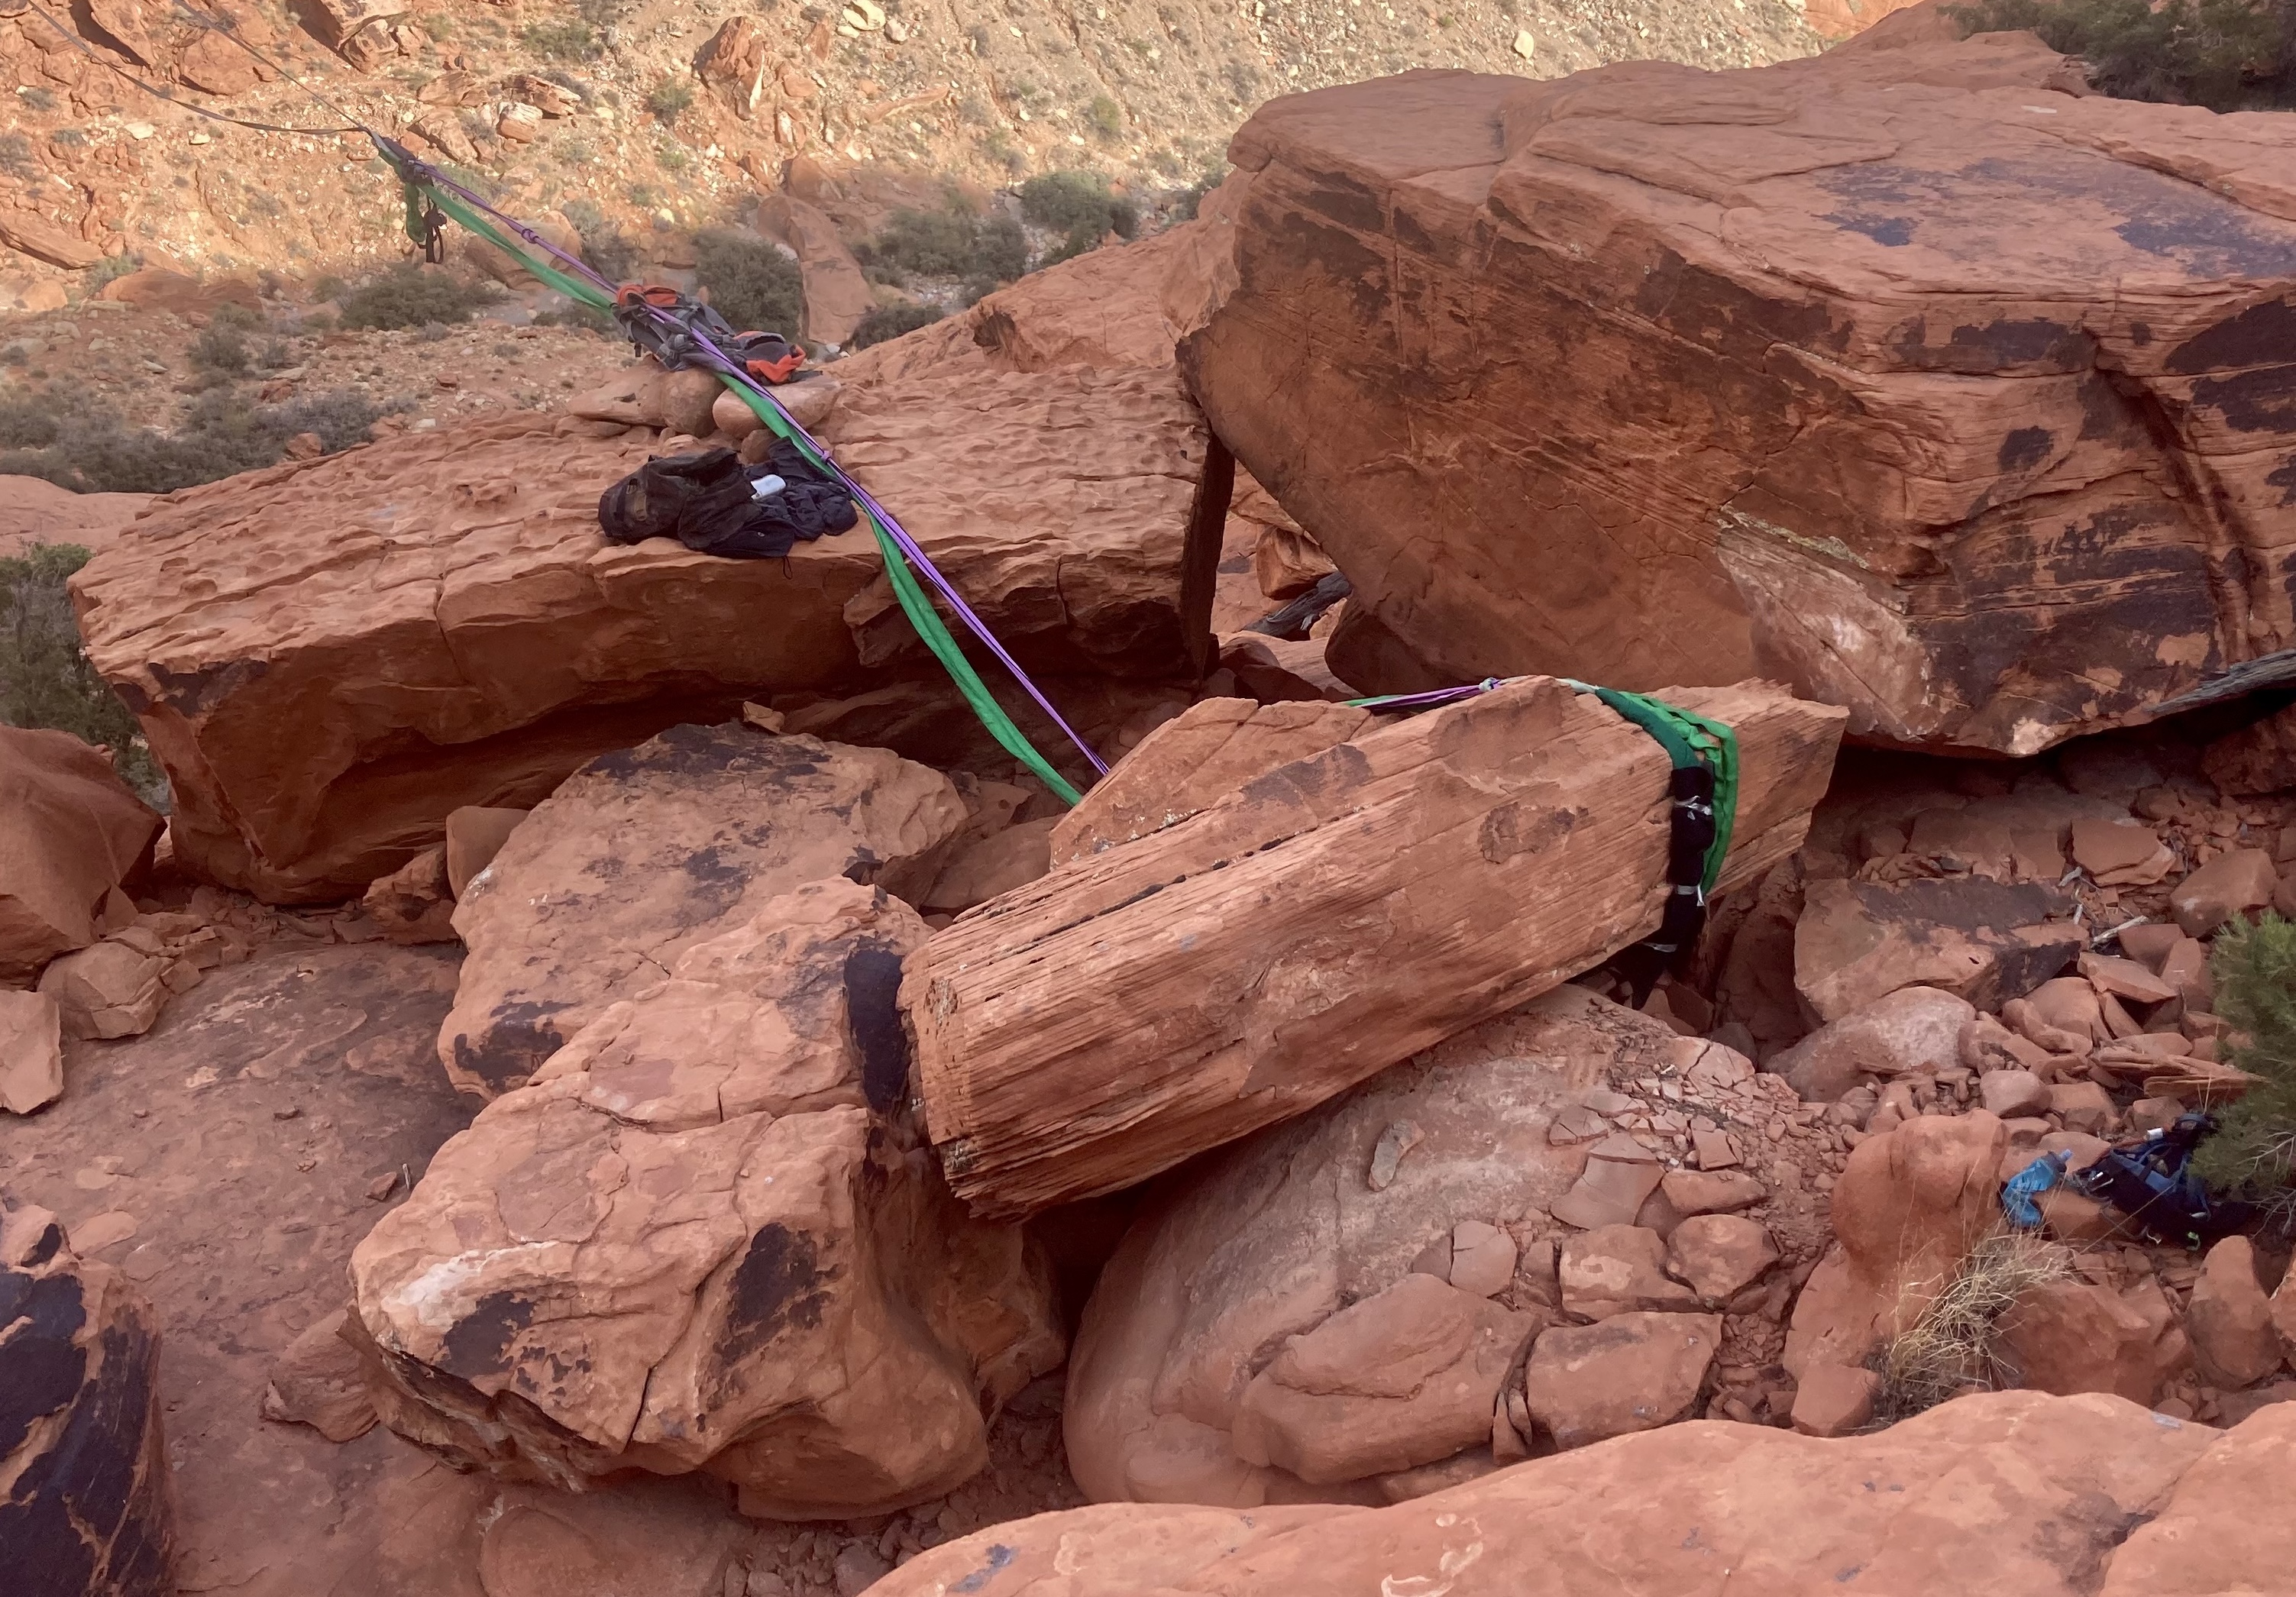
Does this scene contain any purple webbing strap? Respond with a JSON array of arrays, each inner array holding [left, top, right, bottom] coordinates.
[[1353, 677, 1505, 713], [416, 168, 1110, 775]]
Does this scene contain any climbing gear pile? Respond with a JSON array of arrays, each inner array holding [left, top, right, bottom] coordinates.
[[1347, 676, 1741, 1003], [611, 286, 805, 386]]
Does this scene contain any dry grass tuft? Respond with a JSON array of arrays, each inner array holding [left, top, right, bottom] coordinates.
[[1873, 1231, 2071, 1421]]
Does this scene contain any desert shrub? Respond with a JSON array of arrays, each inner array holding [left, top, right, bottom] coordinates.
[[189, 322, 251, 377], [337, 266, 501, 331], [1087, 93, 1125, 141], [0, 390, 395, 494], [647, 78, 695, 124], [522, 16, 602, 60], [2197, 913, 2296, 1197], [83, 251, 141, 292], [1017, 170, 1138, 240], [532, 303, 614, 333], [849, 302, 946, 350], [1948, 0, 2295, 108], [856, 205, 1027, 287], [692, 228, 804, 335], [1872, 1231, 2069, 1421], [561, 198, 642, 284], [0, 543, 166, 806]]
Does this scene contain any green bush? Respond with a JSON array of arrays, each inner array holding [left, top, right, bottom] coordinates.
[[849, 302, 946, 350], [856, 205, 1027, 286], [338, 266, 501, 331], [1948, 0, 2294, 108], [0, 544, 166, 807], [0, 390, 396, 494], [1017, 170, 1139, 241], [2197, 912, 2296, 1195], [1087, 93, 1125, 141], [692, 228, 804, 335], [647, 78, 695, 124]]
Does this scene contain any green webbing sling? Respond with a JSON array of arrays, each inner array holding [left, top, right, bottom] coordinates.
[[405, 182, 1086, 805]]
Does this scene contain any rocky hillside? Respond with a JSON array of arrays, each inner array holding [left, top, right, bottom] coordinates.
[[2, 0, 1821, 302]]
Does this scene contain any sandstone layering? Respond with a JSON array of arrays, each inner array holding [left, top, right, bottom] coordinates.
[[70, 360, 1220, 902], [910, 675, 1845, 1217], [1177, 22, 2296, 755]]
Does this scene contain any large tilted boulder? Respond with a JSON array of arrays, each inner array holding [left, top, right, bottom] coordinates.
[[72, 357, 1222, 901], [0, 1201, 177, 1595], [1065, 987, 1819, 1506], [910, 676, 1845, 1218], [878, 1392, 2265, 1597], [440, 723, 966, 1098], [351, 879, 1065, 1520], [0, 727, 160, 982], [1176, 30, 2296, 755]]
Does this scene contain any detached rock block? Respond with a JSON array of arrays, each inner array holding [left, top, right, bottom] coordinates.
[[441, 723, 965, 1098], [354, 881, 1063, 1519], [1793, 878, 2081, 1025], [37, 940, 167, 1040], [1790, 1363, 1880, 1438], [0, 727, 161, 982], [2187, 1236, 2282, 1391], [0, 990, 63, 1115], [1229, 1273, 1541, 1484], [1177, 40, 2296, 755], [1522, 1311, 1720, 1451], [1065, 987, 1689, 1507], [74, 364, 1216, 901], [910, 677, 1845, 1218], [1783, 1112, 2007, 1379]]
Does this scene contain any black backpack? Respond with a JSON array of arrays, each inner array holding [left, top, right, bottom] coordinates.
[[598, 444, 858, 561]]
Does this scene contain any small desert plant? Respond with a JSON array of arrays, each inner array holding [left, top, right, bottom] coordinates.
[[1948, 0, 2295, 109], [561, 199, 642, 283], [646, 78, 695, 124], [692, 228, 804, 335], [1872, 1231, 2071, 1421], [856, 205, 1027, 287], [2196, 913, 2296, 1197], [849, 302, 945, 349], [337, 266, 501, 331], [1087, 93, 1125, 141], [0, 390, 395, 493], [1017, 170, 1139, 240], [0, 543, 167, 805], [189, 322, 251, 377], [522, 16, 603, 60]]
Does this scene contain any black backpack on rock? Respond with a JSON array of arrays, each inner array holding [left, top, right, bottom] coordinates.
[[597, 441, 858, 561]]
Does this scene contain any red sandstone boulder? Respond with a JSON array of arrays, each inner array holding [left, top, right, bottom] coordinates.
[[1783, 1112, 2007, 1378], [73, 360, 1218, 900], [875, 1392, 2231, 1597], [351, 880, 1063, 1519], [440, 723, 965, 1098], [1, 1200, 178, 1594], [0, 727, 160, 982], [2000, 1276, 2192, 1407], [1063, 988, 1807, 1506], [1177, 40, 2296, 755], [0, 475, 150, 560]]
